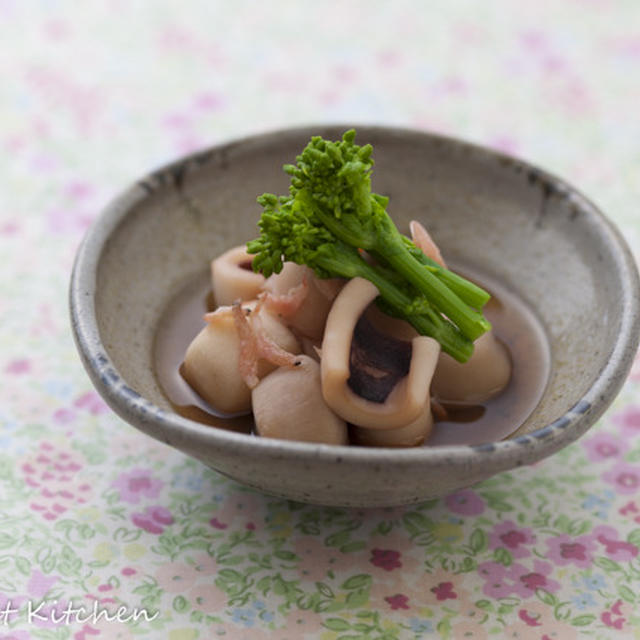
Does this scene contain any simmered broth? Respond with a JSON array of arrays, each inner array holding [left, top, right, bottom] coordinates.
[[153, 267, 550, 445]]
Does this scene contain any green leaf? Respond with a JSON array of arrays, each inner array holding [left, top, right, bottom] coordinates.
[[316, 582, 335, 598], [470, 528, 488, 553], [375, 521, 393, 535], [570, 614, 596, 626], [220, 555, 245, 566], [15, 556, 30, 576], [57, 545, 82, 576], [345, 589, 369, 608], [593, 556, 623, 573], [494, 548, 513, 566], [341, 574, 372, 590], [437, 617, 452, 636], [0, 532, 16, 550], [460, 556, 476, 572], [554, 601, 572, 620], [618, 584, 636, 603], [340, 541, 366, 553], [536, 589, 558, 606], [553, 514, 572, 533], [402, 511, 431, 534], [488, 500, 514, 512], [173, 595, 188, 612], [475, 599, 493, 611], [568, 519, 591, 536], [256, 576, 271, 594], [412, 531, 436, 547], [274, 550, 297, 561], [627, 528, 640, 548], [325, 531, 351, 548], [352, 622, 374, 632], [324, 617, 351, 631], [113, 527, 142, 543], [39, 553, 55, 574], [217, 568, 244, 583]]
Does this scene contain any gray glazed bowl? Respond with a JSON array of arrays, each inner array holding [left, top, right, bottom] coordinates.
[[70, 125, 640, 507]]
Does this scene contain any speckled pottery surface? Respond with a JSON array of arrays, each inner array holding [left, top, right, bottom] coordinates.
[[70, 124, 640, 508]]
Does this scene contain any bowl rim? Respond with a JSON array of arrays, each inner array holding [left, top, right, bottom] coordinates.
[[70, 122, 640, 469]]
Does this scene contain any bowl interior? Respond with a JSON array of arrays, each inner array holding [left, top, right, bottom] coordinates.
[[95, 126, 623, 439]]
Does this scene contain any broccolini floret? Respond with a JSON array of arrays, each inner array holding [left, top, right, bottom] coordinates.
[[247, 130, 491, 362]]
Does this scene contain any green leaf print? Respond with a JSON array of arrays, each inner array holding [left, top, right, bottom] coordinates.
[[593, 556, 623, 574], [470, 528, 488, 553], [324, 617, 351, 631], [341, 574, 372, 590]]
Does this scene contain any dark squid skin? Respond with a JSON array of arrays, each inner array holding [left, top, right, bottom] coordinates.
[[348, 315, 411, 403]]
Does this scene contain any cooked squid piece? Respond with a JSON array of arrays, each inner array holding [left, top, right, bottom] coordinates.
[[410, 219, 447, 268], [252, 355, 348, 444], [321, 277, 440, 439], [350, 405, 434, 448], [181, 302, 300, 414], [411, 218, 512, 405], [211, 245, 265, 307], [431, 330, 511, 404], [262, 262, 343, 340]]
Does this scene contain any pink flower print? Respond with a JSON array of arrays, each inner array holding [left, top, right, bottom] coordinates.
[[582, 432, 627, 462], [546, 534, 597, 569], [66, 180, 93, 200], [131, 505, 173, 534], [593, 525, 639, 561], [53, 408, 76, 425], [479, 559, 559, 599], [74, 624, 101, 640], [188, 583, 228, 613], [209, 517, 228, 530], [384, 594, 409, 610], [20, 442, 89, 520], [602, 463, 640, 494], [294, 537, 353, 583], [619, 501, 640, 524], [444, 489, 485, 516], [431, 581, 457, 601], [515, 560, 560, 595], [370, 548, 402, 571], [601, 599, 630, 630], [518, 608, 542, 626], [0, 633, 31, 639], [613, 405, 640, 439], [112, 468, 163, 504], [510, 603, 579, 640], [5, 358, 31, 374], [27, 570, 58, 599], [489, 520, 535, 559], [194, 91, 225, 111], [478, 561, 511, 598], [155, 561, 200, 593], [73, 391, 108, 416]]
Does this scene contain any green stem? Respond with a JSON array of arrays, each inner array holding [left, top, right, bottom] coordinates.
[[403, 239, 490, 309], [377, 237, 491, 341], [314, 246, 473, 361]]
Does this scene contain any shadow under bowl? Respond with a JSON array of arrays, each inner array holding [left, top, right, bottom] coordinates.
[[70, 124, 640, 507]]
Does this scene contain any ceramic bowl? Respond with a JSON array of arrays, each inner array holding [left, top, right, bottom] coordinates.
[[70, 125, 640, 507]]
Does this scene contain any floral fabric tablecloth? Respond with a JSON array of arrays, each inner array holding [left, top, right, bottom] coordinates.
[[2, 1, 640, 638]]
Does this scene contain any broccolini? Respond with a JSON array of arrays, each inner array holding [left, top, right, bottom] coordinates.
[[247, 129, 491, 362]]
